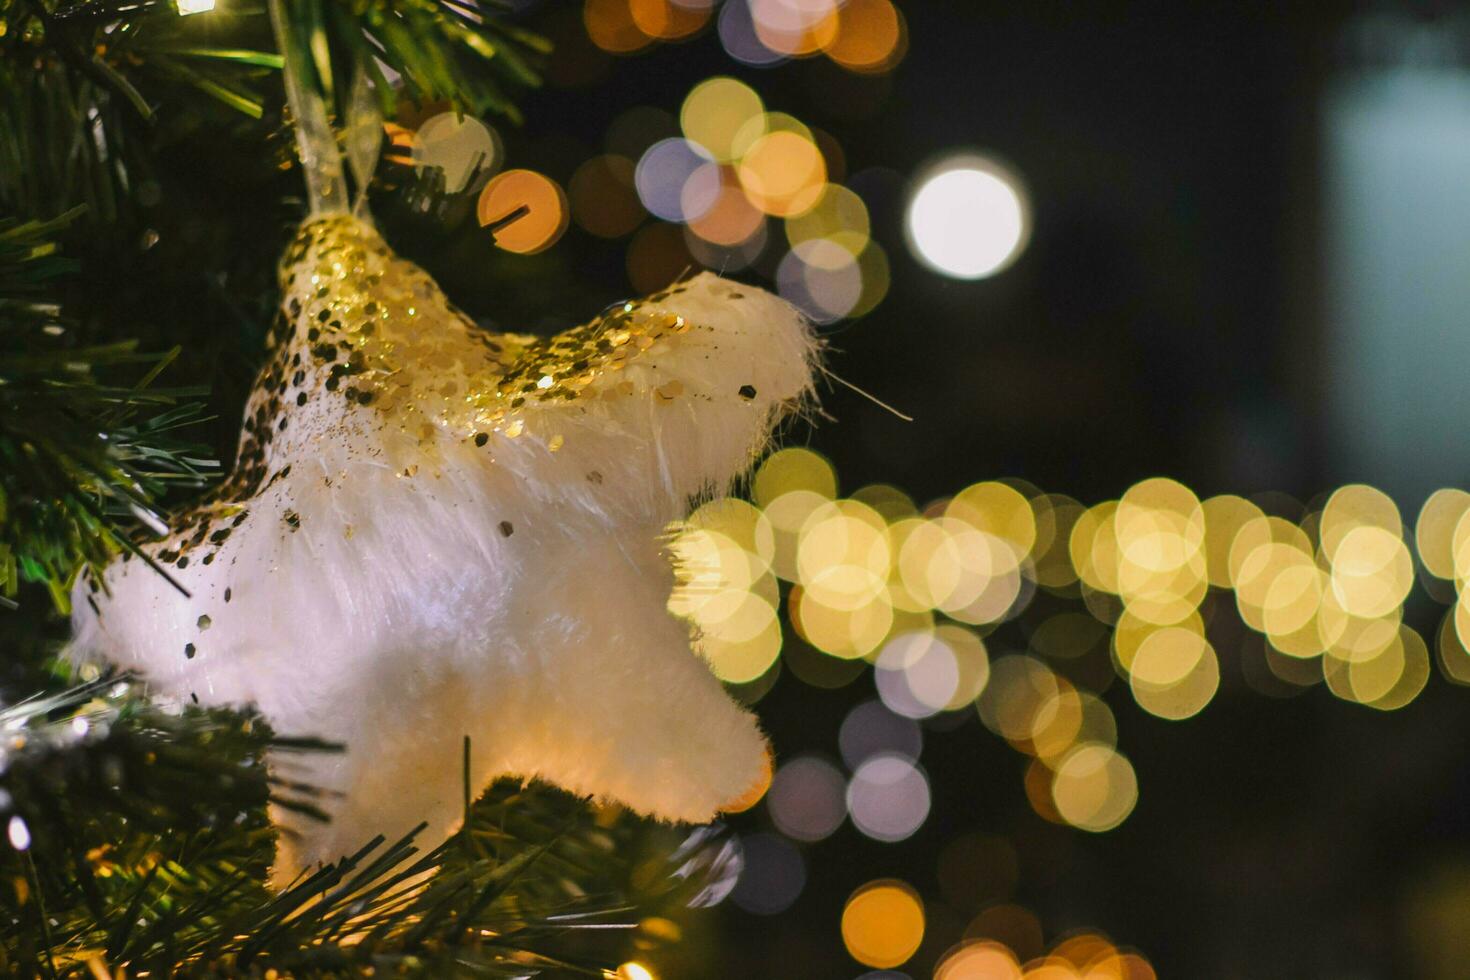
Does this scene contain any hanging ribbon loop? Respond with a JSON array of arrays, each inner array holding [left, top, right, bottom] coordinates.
[[269, 0, 381, 216]]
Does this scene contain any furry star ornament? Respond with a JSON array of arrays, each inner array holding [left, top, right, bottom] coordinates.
[[69, 212, 818, 883], [67, 18, 819, 884]]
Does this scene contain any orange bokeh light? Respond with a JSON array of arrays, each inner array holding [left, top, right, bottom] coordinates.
[[477, 170, 569, 255], [688, 176, 765, 246], [738, 130, 827, 217], [584, 0, 652, 53], [629, 0, 710, 40], [824, 0, 907, 74]]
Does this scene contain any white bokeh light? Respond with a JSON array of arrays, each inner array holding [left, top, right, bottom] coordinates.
[[905, 156, 1030, 279], [847, 753, 931, 843]]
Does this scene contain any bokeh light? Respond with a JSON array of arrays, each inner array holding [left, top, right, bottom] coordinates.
[[590, 76, 887, 320], [767, 755, 847, 842], [570, 154, 645, 238], [628, 0, 709, 41], [585, 0, 653, 53], [824, 0, 907, 74], [731, 832, 806, 915], [636, 138, 716, 222], [907, 156, 1031, 279], [1049, 744, 1139, 833], [412, 112, 502, 193], [839, 699, 923, 768], [476, 170, 569, 254], [738, 127, 827, 217], [681, 77, 766, 162], [847, 753, 931, 842], [842, 880, 925, 969]]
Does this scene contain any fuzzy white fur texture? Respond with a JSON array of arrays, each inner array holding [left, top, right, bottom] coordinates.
[[68, 214, 818, 885]]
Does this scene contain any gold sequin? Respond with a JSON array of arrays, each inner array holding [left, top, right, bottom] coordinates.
[[138, 216, 716, 574]]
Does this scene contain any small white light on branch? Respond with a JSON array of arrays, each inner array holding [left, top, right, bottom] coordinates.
[[177, 0, 215, 14], [7, 815, 31, 852]]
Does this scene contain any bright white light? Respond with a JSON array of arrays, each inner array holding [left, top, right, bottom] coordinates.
[[7, 815, 30, 852], [176, 0, 215, 14], [906, 156, 1030, 279]]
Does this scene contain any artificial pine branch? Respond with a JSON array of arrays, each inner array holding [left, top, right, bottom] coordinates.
[[1, 0, 543, 222], [0, 210, 217, 610], [0, 675, 731, 978]]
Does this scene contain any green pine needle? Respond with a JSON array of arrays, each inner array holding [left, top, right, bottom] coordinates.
[[0, 209, 217, 611], [0, 675, 728, 978]]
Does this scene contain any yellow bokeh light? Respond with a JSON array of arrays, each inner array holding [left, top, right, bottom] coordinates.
[[765, 489, 831, 582], [1438, 607, 1470, 686], [1071, 501, 1121, 594], [844, 238, 893, 319], [695, 596, 782, 683], [1233, 538, 1316, 635], [1417, 488, 1470, 580], [949, 481, 1038, 559], [1051, 933, 1118, 973], [941, 526, 1024, 625], [797, 500, 891, 611], [841, 880, 925, 969], [1328, 524, 1412, 619], [753, 447, 837, 506], [937, 623, 993, 709], [895, 517, 962, 611], [1319, 483, 1402, 563], [1316, 590, 1400, 663], [1033, 495, 1085, 589], [1111, 609, 1203, 675], [617, 962, 655, 980], [791, 585, 892, 659], [785, 183, 872, 257], [686, 497, 775, 569], [1228, 516, 1311, 590], [978, 656, 1062, 743], [1358, 624, 1429, 711], [1028, 681, 1085, 761], [1050, 743, 1138, 832], [1025, 959, 1085, 980], [1129, 626, 1207, 688], [681, 76, 765, 162], [1201, 494, 1266, 589], [1259, 561, 1326, 642], [852, 483, 919, 522], [1130, 635, 1220, 721]]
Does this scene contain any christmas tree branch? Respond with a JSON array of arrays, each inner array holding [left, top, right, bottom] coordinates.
[[0, 674, 728, 977], [0, 210, 217, 610], [1, 0, 542, 223]]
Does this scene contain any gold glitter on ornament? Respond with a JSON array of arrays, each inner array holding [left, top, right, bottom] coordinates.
[[136, 214, 722, 571]]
